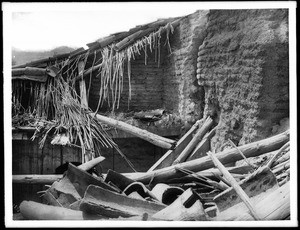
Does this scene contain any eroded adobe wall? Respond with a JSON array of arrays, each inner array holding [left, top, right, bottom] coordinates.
[[161, 11, 209, 126], [196, 9, 289, 152]]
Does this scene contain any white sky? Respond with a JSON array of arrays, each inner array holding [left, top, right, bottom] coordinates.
[[3, 1, 296, 51], [6, 2, 208, 51]]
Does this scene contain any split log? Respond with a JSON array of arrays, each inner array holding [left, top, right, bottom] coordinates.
[[148, 119, 200, 171], [19, 200, 101, 220], [104, 169, 135, 191], [66, 163, 119, 197], [43, 176, 81, 208], [207, 151, 261, 220], [214, 181, 290, 221], [79, 185, 166, 218], [151, 188, 207, 221], [123, 182, 159, 201], [135, 130, 289, 185], [172, 116, 214, 165], [91, 112, 176, 149]]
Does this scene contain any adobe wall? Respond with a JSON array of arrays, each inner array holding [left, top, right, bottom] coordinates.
[[88, 9, 289, 153], [161, 11, 209, 126], [196, 9, 289, 151]]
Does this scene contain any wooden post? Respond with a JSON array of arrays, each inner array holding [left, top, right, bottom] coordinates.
[[78, 61, 88, 109]]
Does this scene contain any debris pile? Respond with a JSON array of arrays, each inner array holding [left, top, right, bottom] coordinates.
[[15, 117, 290, 221]]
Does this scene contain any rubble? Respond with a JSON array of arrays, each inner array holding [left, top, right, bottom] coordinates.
[[14, 118, 290, 221]]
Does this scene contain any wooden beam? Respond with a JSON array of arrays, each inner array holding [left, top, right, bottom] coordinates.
[[172, 117, 214, 165], [147, 119, 200, 172], [134, 130, 290, 185], [13, 174, 63, 184], [91, 112, 176, 149]]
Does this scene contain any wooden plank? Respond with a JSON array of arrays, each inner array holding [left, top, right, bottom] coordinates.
[[147, 120, 200, 172]]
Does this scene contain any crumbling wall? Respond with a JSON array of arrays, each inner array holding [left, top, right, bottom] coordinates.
[[162, 11, 209, 127], [196, 9, 289, 152]]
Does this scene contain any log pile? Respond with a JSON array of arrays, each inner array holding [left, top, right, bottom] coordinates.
[[14, 118, 291, 221]]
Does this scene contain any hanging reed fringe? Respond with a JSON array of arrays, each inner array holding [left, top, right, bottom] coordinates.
[[12, 19, 179, 167]]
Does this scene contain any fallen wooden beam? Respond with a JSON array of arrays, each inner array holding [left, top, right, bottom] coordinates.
[[12, 175, 63, 184], [134, 130, 289, 185], [91, 112, 176, 149], [147, 119, 200, 171], [172, 116, 214, 165], [12, 171, 146, 184], [186, 126, 216, 161]]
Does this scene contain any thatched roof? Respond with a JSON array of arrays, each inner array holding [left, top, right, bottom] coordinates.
[[11, 15, 186, 164]]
